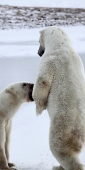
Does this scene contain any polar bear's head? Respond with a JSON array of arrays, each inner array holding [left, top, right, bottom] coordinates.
[[38, 26, 71, 57], [5, 82, 34, 103]]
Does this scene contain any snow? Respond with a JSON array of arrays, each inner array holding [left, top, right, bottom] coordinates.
[[0, 5, 85, 29], [0, 29, 39, 58], [0, 26, 85, 58], [0, 0, 85, 8], [0, 26, 85, 169]]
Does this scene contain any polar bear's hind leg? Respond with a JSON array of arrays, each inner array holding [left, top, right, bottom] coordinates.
[[5, 120, 15, 167], [0, 119, 8, 169], [58, 152, 83, 170], [52, 155, 83, 170]]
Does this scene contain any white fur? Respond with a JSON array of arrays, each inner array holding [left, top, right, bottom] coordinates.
[[33, 26, 85, 170], [0, 82, 33, 170]]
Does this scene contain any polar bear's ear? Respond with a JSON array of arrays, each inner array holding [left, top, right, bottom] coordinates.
[[5, 89, 11, 93], [39, 31, 42, 34], [39, 30, 44, 35], [5, 89, 15, 97], [51, 30, 54, 35]]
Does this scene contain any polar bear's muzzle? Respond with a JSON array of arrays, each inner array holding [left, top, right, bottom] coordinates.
[[29, 91, 34, 101], [23, 83, 34, 102], [28, 84, 34, 101], [38, 45, 45, 57]]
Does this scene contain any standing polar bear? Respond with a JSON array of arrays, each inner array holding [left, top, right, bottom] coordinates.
[[0, 82, 34, 170], [33, 26, 85, 170]]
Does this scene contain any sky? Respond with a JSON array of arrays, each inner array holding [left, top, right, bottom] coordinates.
[[0, 0, 85, 8]]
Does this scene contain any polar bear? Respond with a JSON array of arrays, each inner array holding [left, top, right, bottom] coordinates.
[[0, 82, 34, 170], [33, 26, 85, 170]]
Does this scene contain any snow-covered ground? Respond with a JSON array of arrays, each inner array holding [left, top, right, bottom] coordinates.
[[0, 0, 85, 8], [0, 26, 85, 58], [0, 26, 85, 170], [0, 5, 85, 29], [0, 0, 85, 30]]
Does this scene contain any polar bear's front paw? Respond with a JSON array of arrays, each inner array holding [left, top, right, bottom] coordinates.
[[35, 100, 47, 115], [36, 105, 46, 115], [52, 166, 65, 170], [8, 163, 15, 167], [3, 167, 17, 170], [36, 106, 44, 115], [52, 166, 59, 170], [9, 168, 17, 170]]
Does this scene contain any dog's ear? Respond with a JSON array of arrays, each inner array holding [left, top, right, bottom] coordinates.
[[5, 89, 15, 97]]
